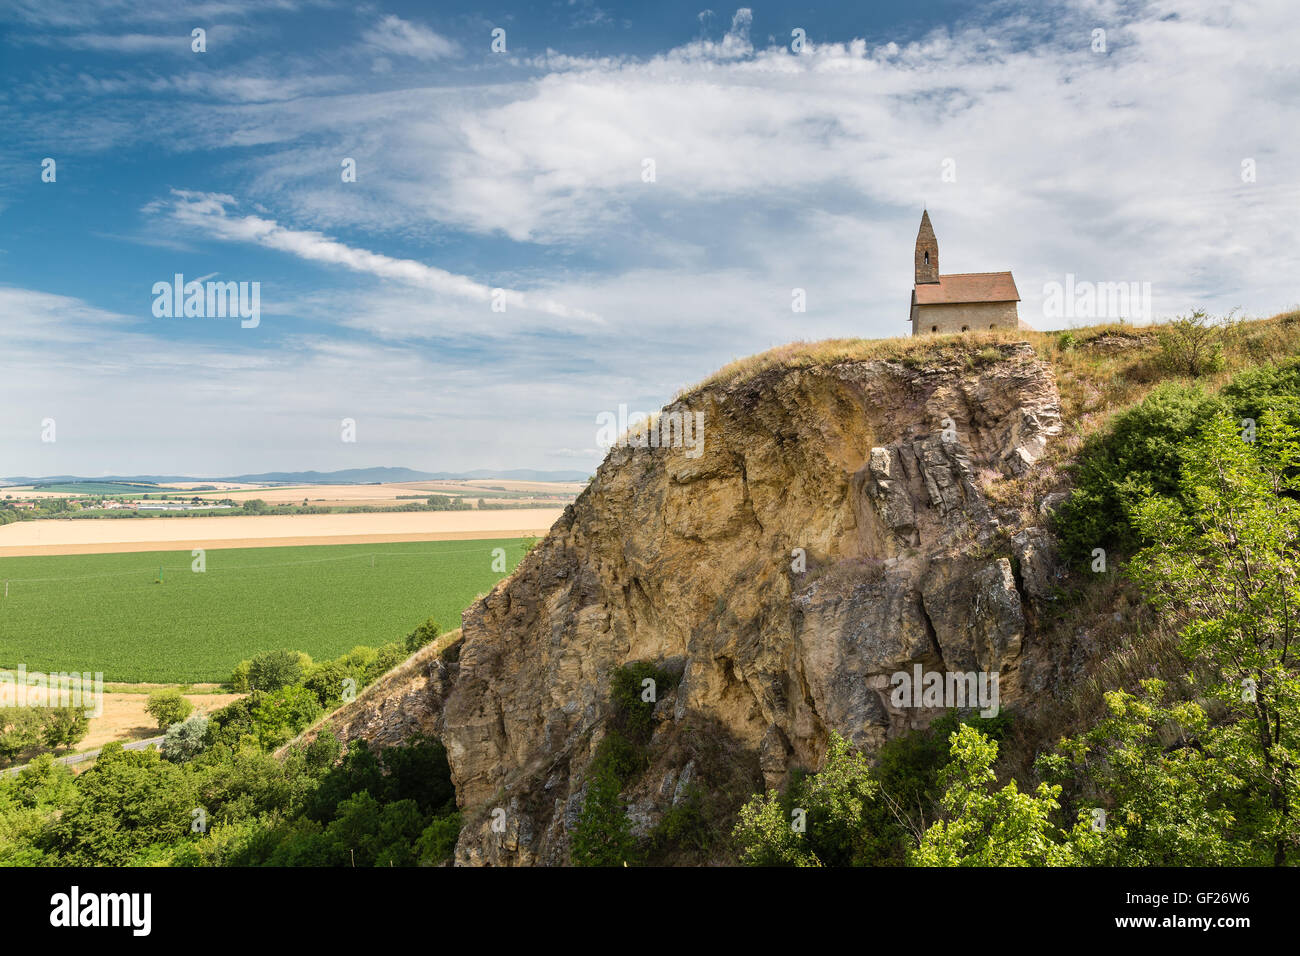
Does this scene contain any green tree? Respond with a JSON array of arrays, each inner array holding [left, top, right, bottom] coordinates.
[[1127, 410, 1300, 865], [404, 617, 441, 653], [0, 708, 45, 765], [570, 760, 640, 867], [145, 689, 194, 730], [40, 707, 89, 752], [248, 649, 304, 692], [161, 713, 210, 763], [1038, 680, 1252, 866], [250, 686, 322, 749], [909, 724, 1093, 866]]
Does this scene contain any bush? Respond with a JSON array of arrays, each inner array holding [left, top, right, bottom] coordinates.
[[415, 813, 462, 865], [229, 659, 252, 693], [250, 686, 322, 748], [609, 662, 677, 744], [404, 617, 441, 653], [570, 760, 640, 867], [145, 689, 194, 731], [301, 660, 358, 708], [363, 642, 406, 683], [161, 714, 210, 762], [0, 708, 45, 765], [1053, 382, 1223, 566], [1156, 308, 1226, 377], [247, 649, 303, 692], [40, 707, 89, 752]]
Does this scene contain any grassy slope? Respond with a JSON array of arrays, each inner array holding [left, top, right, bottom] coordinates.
[[0, 538, 529, 683]]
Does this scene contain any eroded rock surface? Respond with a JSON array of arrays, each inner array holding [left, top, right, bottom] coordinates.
[[323, 343, 1070, 865]]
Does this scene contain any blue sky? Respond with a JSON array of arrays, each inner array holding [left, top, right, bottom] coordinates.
[[2, 0, 1297, 477]]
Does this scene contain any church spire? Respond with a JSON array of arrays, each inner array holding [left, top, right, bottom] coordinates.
[[914, 209, 939, 284]]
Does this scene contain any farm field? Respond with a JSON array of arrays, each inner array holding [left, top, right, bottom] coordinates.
[[0, 508, 563, 556], [0, 538, 531, 683]]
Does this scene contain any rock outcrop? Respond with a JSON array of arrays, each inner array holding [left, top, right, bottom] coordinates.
[[318, 342, 1071, 865]]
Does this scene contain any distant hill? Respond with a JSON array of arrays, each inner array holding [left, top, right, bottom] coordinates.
[[2, 467, 590, 486]]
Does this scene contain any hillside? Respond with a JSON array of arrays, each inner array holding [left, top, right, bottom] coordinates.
[[300, 310, 1300, 866]]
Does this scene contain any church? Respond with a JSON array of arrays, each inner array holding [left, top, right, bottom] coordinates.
[[909, 210, 1027, 335]]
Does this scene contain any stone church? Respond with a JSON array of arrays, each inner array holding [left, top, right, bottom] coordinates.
[[910, 210, 1027, 334]]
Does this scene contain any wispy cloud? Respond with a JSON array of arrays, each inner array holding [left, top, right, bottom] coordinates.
[[360, 14, 458, 60], [146, 190, 603, 324]]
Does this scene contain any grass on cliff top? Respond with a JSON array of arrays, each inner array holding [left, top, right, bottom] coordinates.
[[683, 309, 1300, 441]]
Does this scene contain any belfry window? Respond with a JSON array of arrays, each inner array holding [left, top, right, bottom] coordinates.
[[923, 251, 930, 265]]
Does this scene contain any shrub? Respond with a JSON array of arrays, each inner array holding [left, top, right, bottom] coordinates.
[[161, 713, 210, 762], [40, 707, 89, 752], [145, 689, 194, 731], [229, 659, 252, 693], [302, 660, 358, 708], [404, 617, 441, 653], [247, 649, 303, 692], [1156, 308, 1226, 377], [570, 760, 640, 867], [1053, 382, 1223, 566], [415, 812, 462, 865], [363, 642, 407, 684], [609, 662, 677, 744], [250, 686, 322, 748], [0, 708, 45, 765]]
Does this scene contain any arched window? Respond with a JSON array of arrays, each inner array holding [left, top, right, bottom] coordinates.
[[924, 251, 930, 265]]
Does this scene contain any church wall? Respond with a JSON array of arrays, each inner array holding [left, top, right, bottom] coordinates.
[[911, 301, 1019, 335]]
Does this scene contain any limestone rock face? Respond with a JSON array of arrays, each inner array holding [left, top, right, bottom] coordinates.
[[327, 343, 1070, 865]]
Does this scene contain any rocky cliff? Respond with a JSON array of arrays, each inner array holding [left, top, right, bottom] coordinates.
[[315, 342, 1075, 864]]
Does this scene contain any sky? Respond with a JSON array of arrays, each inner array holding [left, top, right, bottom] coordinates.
[[1, 0, 1297, 478]]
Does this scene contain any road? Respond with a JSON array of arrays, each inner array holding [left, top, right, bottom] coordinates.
[[1, 735, 164, 776]]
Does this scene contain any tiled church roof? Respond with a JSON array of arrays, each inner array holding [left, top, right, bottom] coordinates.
[[914, 271, 1020, 304]]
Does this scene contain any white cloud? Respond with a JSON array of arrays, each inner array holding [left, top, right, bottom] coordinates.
[[361, 15, 457, 60], [146, 190, 603, 325]]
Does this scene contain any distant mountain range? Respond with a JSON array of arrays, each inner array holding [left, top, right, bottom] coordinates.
[[1, 467, 591, 486]]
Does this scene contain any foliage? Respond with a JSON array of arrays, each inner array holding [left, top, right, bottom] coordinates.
[[40, 707, 90, 751], [570, 759, 641, 867], [1, 706, 92, 765], [609, 662, 678, 744], [1038, 680, 1253, 866], [404, 616, 441, 654], [249, 686, 322, 749], [1053, 382, 1223, 566], [146, 689, 194, 730], [1125, 411, 1300, 864], [162, 713, 211, 763], [909, 725, 1096, 866], [247, 650, 304, 692], [1156, 308, 1228, 377]]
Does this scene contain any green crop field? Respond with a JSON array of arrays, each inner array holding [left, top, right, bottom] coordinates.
[[0, 539, 529, 683], [25, 482, 162, 494]]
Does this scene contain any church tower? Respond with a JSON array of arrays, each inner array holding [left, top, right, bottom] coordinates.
[[914, 209, 939, 284]]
